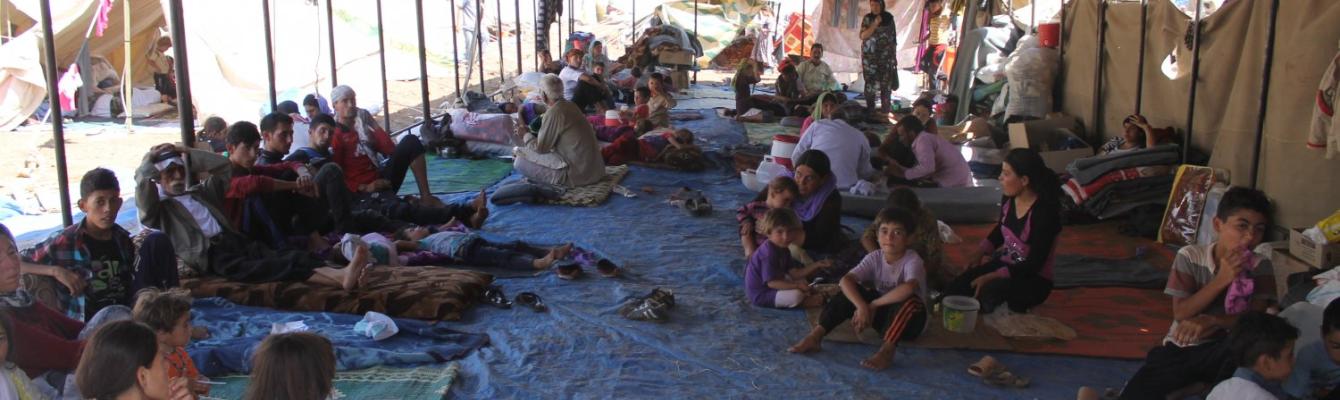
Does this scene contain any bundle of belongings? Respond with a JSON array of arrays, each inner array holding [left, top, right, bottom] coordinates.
[[620, 17, 703, 69], [1062, 144, 1181, 220]]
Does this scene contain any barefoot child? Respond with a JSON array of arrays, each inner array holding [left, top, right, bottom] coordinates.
[[1207, 312, 1299, 400], [394, 221, 581, 279], [132, 288, 209, 397], [789, 207, 928, 371], [744, 208, 832, 309], [738, 176, 801, 258]]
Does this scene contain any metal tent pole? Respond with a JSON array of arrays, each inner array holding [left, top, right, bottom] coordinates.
[[497, 0, 505, 81], [515, 0, 523, 74], [801, 0, 806, 56], [1055, 0, 1066, 111], [326, 0, 337, 86], [1030, 0, 1035, 32], [1249, 0, 1280, 189], [450, 0, 462, 101], [632, 0, 637, 43], [416, 0, 432, 120], [167, 0, 194, 149], [477, 0, 486, 94], [693, 0, 698, 84], [1183, 0, 1202, 163], [377, 0, 391, 131], [262, 0, 277, 110], [38, 0, 73, 227], [1134, 0, 1147, 114], [122, 0, 133, 132], [1092, 0, 1107, 142]]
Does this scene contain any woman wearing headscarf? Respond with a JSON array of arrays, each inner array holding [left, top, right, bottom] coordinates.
[[859, 0, 899, 116]]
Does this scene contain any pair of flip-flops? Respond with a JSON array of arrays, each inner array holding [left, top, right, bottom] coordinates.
[[481, 285, 547, 312], [556, 259, 623, 280], [668, 187, 712, 216], [967, 355, 1030, 388]]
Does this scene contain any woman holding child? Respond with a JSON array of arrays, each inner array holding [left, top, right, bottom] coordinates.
[[943, 148, 1061, 313], [790, 150, 846, 254]]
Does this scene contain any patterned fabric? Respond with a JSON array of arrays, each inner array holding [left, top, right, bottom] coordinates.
[[860, 13, 899, 96], [181, 266, 493, 321], [20, 220, 136, 317], [540, 165, 630, 207], [1062, 165, 1177, 205], [200, 364, 461, 400]]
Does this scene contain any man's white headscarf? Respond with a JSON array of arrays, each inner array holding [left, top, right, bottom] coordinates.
[[331, 85, 386, 167], [540, 74, 564, 104]]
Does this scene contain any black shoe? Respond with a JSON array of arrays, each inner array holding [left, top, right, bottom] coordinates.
[[515, 292, 547, 312], [621, 298, 669, 322], [481, 285, 512, 309], [646, 288, 675, 309]]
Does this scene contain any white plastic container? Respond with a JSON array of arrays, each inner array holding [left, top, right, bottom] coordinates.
[[741, 170, 765, 192], [942, 296, 981, 334], [755, 155, 789, 187]]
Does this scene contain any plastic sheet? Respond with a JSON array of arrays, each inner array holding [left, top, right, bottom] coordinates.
[[1158, 166, 1230, 246]]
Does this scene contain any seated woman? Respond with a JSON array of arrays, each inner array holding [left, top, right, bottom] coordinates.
[[881, 116, 973, 188], [1100, 114, 1160, 155], [943, 148, 1062, 313], [752, 150, 846, 255], [791, 108, 878, 190], [511, 74, 606, 188], [731, 59, 788, 118], [559, 49, 613, 113]]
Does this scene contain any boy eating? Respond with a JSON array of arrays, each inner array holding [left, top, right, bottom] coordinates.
[[1120, 187, 1277, 399]]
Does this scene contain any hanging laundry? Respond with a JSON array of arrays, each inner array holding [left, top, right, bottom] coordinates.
[[1308, 44, 1340, 159], [57, 64, 82, 112]]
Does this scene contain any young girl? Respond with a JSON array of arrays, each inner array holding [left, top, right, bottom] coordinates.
[[860, 188, 947, 291], [0, 314, 44, 399], [738, 177, 801, 258], [600, 128, 699, 167], [394, 221, 596, 279], [744, 208, 832, 309], [75, 320, 193, 400], [243, 332, 336, 400], [789, 207, 928, 371], [132, 288, 208, 397]]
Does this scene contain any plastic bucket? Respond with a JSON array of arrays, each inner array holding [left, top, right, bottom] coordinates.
[[1038, 23, 1060, 48], [774, 156, 793, 171], [941, 296, 981, 333], [604, 110, 622, 127], [771, 134, 800, 159]]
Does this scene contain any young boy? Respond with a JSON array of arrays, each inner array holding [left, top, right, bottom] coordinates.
[[1120, 187, 1277, 399], [744, 208, 832, 309], [221, 121, 327, 247], [788, 207, 928, 371], [132, 288, 209, 397], [20, 168, 178, 320], [738, 176, 801, 258], [622, 87, 652, 126], [1208, 312, 1300, 400], [393, 221, 602, 279], [1284, 298, 1340, 399], [1099, 114, 1161, 155]]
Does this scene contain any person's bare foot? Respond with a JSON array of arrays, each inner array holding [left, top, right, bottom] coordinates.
[[533, 243, 575, 270], [788, 327, 825, 354], [860, 347, 896, 371], [469, 190, 489, 228], [343, 245, 370, 291]]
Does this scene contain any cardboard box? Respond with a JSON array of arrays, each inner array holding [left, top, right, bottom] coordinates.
[[1290, 228, 1340, 268], [1272, 247, 1316, 298], [658, 49, 695, 66], [1007, 116, 1094, 173]]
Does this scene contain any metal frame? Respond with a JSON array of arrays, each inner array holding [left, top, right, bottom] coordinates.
[[37, 0, 72, 226], [1250, 0, 1281, 189], [378, 0, 391, 131], [416, 0, 432, 120], [451, 0, 463, 101], [1091, 0, 1107, 142], [477, 0, 486, 94], [1183, 0, 1203, 163], [262, 0, 276, 110], [326, 0, 337, 86], [1134, 0, 1147, 114]]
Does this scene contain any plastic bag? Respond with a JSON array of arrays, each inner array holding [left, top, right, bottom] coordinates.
[[1316, 209, 1340, 243], [938, 220, 963, 244], [353, 311, 399, 341], [1158, 166, 1230, 246]]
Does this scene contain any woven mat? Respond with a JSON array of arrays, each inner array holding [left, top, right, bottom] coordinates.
[[540, 165, 630, 207], [200, 364, 461, 400], [399, 157, 515, 195], [804, 306, 1013, 351], [742, 122, 800, 145]]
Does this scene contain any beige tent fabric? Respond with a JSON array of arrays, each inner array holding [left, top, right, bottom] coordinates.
[[1059, 0, 1339, 228], [0, 33, 46, 131], [809, 0, 926, 73], [7, 0, 165, 85]]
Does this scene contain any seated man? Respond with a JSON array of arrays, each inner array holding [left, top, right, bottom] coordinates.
[[882, 116, 972, 188], [511, 74, 606, 188], [135, 143, 371, 289], [20, 168, 179, 320], [302, 93, 329, 120], [559, 49, 613, 113], [1119, 187, 1277, 399], [732, 59, 788, 118], [275, 101, 312, 157], [795, 44, 839, 106], [292, 114, 486, 232], [328, 85, 440, 208], [792, 108, 878, 190]]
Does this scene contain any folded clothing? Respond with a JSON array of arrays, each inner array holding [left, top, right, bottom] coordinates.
[[1066, 144, 1180, 185]]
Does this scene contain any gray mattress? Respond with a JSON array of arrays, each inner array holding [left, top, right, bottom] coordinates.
[[841, 183, 1003, 223]]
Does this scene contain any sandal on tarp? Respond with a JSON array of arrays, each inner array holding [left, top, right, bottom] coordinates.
[[983, 370, 1030, 388], [481, 285, 512, 309], [515, 292, 547, 312], [967, 355, 1002, 378], [596, 259, 622, 278], [554, 261, 582, 280]]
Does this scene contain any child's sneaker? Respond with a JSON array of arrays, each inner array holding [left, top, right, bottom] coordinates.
[[621, 298, 668, 322], [596, 259, 621, 278], [646, 288, 675, 309]]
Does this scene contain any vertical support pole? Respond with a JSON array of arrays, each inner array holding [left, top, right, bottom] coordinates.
[[262, 0, 277, 110], [497, 0, 505, 81], [38, 0, 72, 227], [515, 0, 523, 75], [1, 2, 10, 43], [568, 0, 573, 39], [377, 0, 391, 131], [1030, 0, 1035, 32], [416, 0, 432, 121], [326, 0, 337, 86], [534, 0, 540, 70], [123, 0, 133, 132], [1183, 0, 1202, 163], [1249, 0, 1280, 189], [801, 0, 807, 56], [477, 0, 486, 94], [1092, 0, 1107, 142], [1134, 0, 1147, 114], [693, 0, 698, 84], [632, 0, 637, 43], [450, 0, 462, 101], [1055, 0, 1066, 111], [167, 0, 194, 149]]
